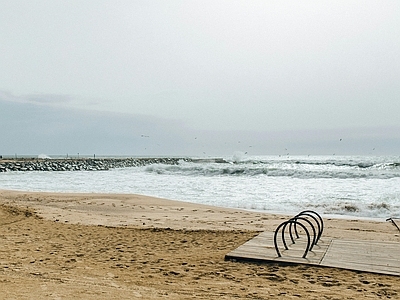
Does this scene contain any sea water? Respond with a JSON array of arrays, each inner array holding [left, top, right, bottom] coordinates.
[[1, 155, 400, 219]]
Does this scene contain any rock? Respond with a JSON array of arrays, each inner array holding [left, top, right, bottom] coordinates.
[[0, 157, 193, 173]]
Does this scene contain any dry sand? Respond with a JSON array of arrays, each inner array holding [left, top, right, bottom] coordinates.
[[0, 189, 399, 299]]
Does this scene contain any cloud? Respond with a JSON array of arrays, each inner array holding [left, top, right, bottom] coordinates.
[[1, 1, 399, 133], [24, 93, 73, 105], [1, 93, 399, 157], [0, 90, 73, 105], [0, 93, 195, 156]]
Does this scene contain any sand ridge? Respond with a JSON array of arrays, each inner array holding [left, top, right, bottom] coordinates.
[[1, 190, 400, 299]]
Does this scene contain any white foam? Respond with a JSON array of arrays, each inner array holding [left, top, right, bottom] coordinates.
[[1, 155, 400, 219]]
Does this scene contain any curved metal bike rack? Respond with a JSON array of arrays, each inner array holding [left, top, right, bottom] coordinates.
[[273, 210, 324, 259]]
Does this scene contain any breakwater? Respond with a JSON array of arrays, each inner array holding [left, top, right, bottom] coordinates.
[[0, 157, 192, 172]]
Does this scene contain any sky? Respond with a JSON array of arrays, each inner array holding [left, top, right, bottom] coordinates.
[[1, 1, 399, 157]]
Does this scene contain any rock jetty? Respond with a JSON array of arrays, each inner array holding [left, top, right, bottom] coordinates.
[[0, 157, 191, 172]]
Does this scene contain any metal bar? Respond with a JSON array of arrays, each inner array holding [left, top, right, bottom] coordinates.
[[288, 221, 297, 244], [282, 221, 290, 250], [386, 218, 400, 232], [297, 210, 324, 242], [274, 221, 288, 257], [274, 220, 311, 258], [291, 216, 317, 251], [296, 212, 322, 244]]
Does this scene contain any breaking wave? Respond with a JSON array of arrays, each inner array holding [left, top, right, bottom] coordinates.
[[144, 156, 400, 179]]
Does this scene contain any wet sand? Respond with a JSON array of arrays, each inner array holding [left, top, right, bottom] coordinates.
[[1, 190, 399, 299]]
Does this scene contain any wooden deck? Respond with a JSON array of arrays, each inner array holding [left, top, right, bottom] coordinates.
[[225, 231, 400, 276]]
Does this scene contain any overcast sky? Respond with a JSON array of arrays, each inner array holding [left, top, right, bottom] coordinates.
[[1, 1, 399, 156]]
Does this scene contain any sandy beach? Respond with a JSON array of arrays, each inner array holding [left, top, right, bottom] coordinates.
[[1, 190, 399, 299]]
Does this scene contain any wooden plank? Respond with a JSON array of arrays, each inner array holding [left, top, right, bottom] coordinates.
[[225, 231, 400, 276], [323, 240, 400, 260], [324, 240, 399, 253], [321, 260, 400, 276], [322, 253, 400, 264], [322, 253, 400, 267], [320, 239, 400, 275]]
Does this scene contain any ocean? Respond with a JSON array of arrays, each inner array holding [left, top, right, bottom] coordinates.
[[1, 154, 400, 220]]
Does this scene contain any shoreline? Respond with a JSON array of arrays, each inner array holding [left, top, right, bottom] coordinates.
[[1, 189, 400, 299], [1, 187, 391, 224], [1, 189, 398, 238], [0, 189, 284, 231]]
